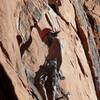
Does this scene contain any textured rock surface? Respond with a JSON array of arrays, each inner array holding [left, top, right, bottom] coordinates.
[[0, 0, 100, 100]]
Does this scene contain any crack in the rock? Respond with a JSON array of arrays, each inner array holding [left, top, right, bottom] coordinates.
[[0, 42, 11, 62], [47, 3, 77, 33], [71, 2, 100, 100], [0, 63, 18, 100], [75, 52, 88, 77], [20, 35, 32, 57], [73, 2, 100, 99]]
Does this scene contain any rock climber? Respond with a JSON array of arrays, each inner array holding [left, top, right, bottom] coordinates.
[[38, 28, 65, 100], [39, 28, 62, 72]]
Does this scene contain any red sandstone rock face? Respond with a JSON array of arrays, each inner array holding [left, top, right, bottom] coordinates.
[[84, 0, 100, 52], [0, 0, 100, 100]]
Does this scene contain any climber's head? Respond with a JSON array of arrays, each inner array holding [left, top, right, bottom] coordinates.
[[39, 28, 60, 45], [39, 28, 51, 40]]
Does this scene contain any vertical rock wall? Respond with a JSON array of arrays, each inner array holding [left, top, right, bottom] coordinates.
[[0, 0, 100, 100]]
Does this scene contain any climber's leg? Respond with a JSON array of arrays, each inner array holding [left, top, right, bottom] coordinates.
[[45, 81, 55, 100]]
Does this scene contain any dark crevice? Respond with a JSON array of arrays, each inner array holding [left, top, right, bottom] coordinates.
[[74, 6, 100, 99], [16, 35, 22, 46], [74, 12, 94, 69], [45, 14, 53, 29], [72, 3, 90, 63], [0, 63, 18, 100], [70, 60, 75, 68], [48, 0, 76, 31], [84, 5, 100, 57], [76, 19, 92, 66], [75, 53, 88, 77], [49, 2, 77, 33], [79, 73, 82, 80], [98, 49, 100, 55], [83, 5, 96, 32], [75, 14, 96, 93], [83, 6, 100, 99], [48, 4, 69, 26], [86, 14, 96, 32], [31, 91, 39, 100], [45, 4, 59, 29], [20, 35, 32, 57], [17, 35, 32, 57], [0, 42, 11, 62], [49, 4, 59, 15], [56, 11, 69, 26]]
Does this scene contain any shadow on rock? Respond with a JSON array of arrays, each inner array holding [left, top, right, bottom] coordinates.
[[0, 63, 18, 100]]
